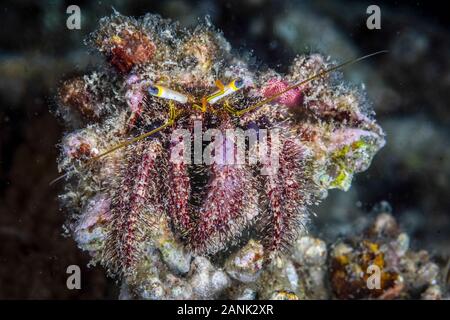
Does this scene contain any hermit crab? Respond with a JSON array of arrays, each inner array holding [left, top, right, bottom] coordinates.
[[55, 13, 386, 280]]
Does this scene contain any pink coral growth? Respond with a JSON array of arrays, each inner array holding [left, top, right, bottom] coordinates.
[[262, 78, 303, 107]]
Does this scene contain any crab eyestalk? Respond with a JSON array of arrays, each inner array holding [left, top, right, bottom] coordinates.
[[207, 78, 245, 104], [147, 85, 189, 104]]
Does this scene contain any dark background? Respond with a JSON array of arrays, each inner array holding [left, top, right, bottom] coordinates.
[[0, 0, 449, 299]]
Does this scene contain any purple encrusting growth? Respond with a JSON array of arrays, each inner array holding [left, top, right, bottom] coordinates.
[[55, 12, 385, 284]]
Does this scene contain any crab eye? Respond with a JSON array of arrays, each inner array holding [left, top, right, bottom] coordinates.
[[148, 85, 161, 96], [234, 78, 244, 89]]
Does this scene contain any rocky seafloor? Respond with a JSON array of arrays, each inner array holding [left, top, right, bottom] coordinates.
[[113, 212, 448, 300]]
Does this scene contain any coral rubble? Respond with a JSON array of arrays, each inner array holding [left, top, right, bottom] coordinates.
[[329, 213, 445, 299]]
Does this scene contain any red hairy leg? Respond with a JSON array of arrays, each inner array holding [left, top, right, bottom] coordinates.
[[102, 139, 165, 277], [192, 164, 255, 254], [262, 138, 308, 255], [167, 136, 192, 234], [191, 126, 258, 254]]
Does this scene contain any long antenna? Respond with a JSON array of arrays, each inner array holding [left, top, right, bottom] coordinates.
[[50, 50, 387, 186], [91, 122, 170, 162], [235, 50, 388, 116], [49, 122, 170, 186]]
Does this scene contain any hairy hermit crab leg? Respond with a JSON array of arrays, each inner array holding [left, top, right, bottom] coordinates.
[[232, 50, 388, 117]]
